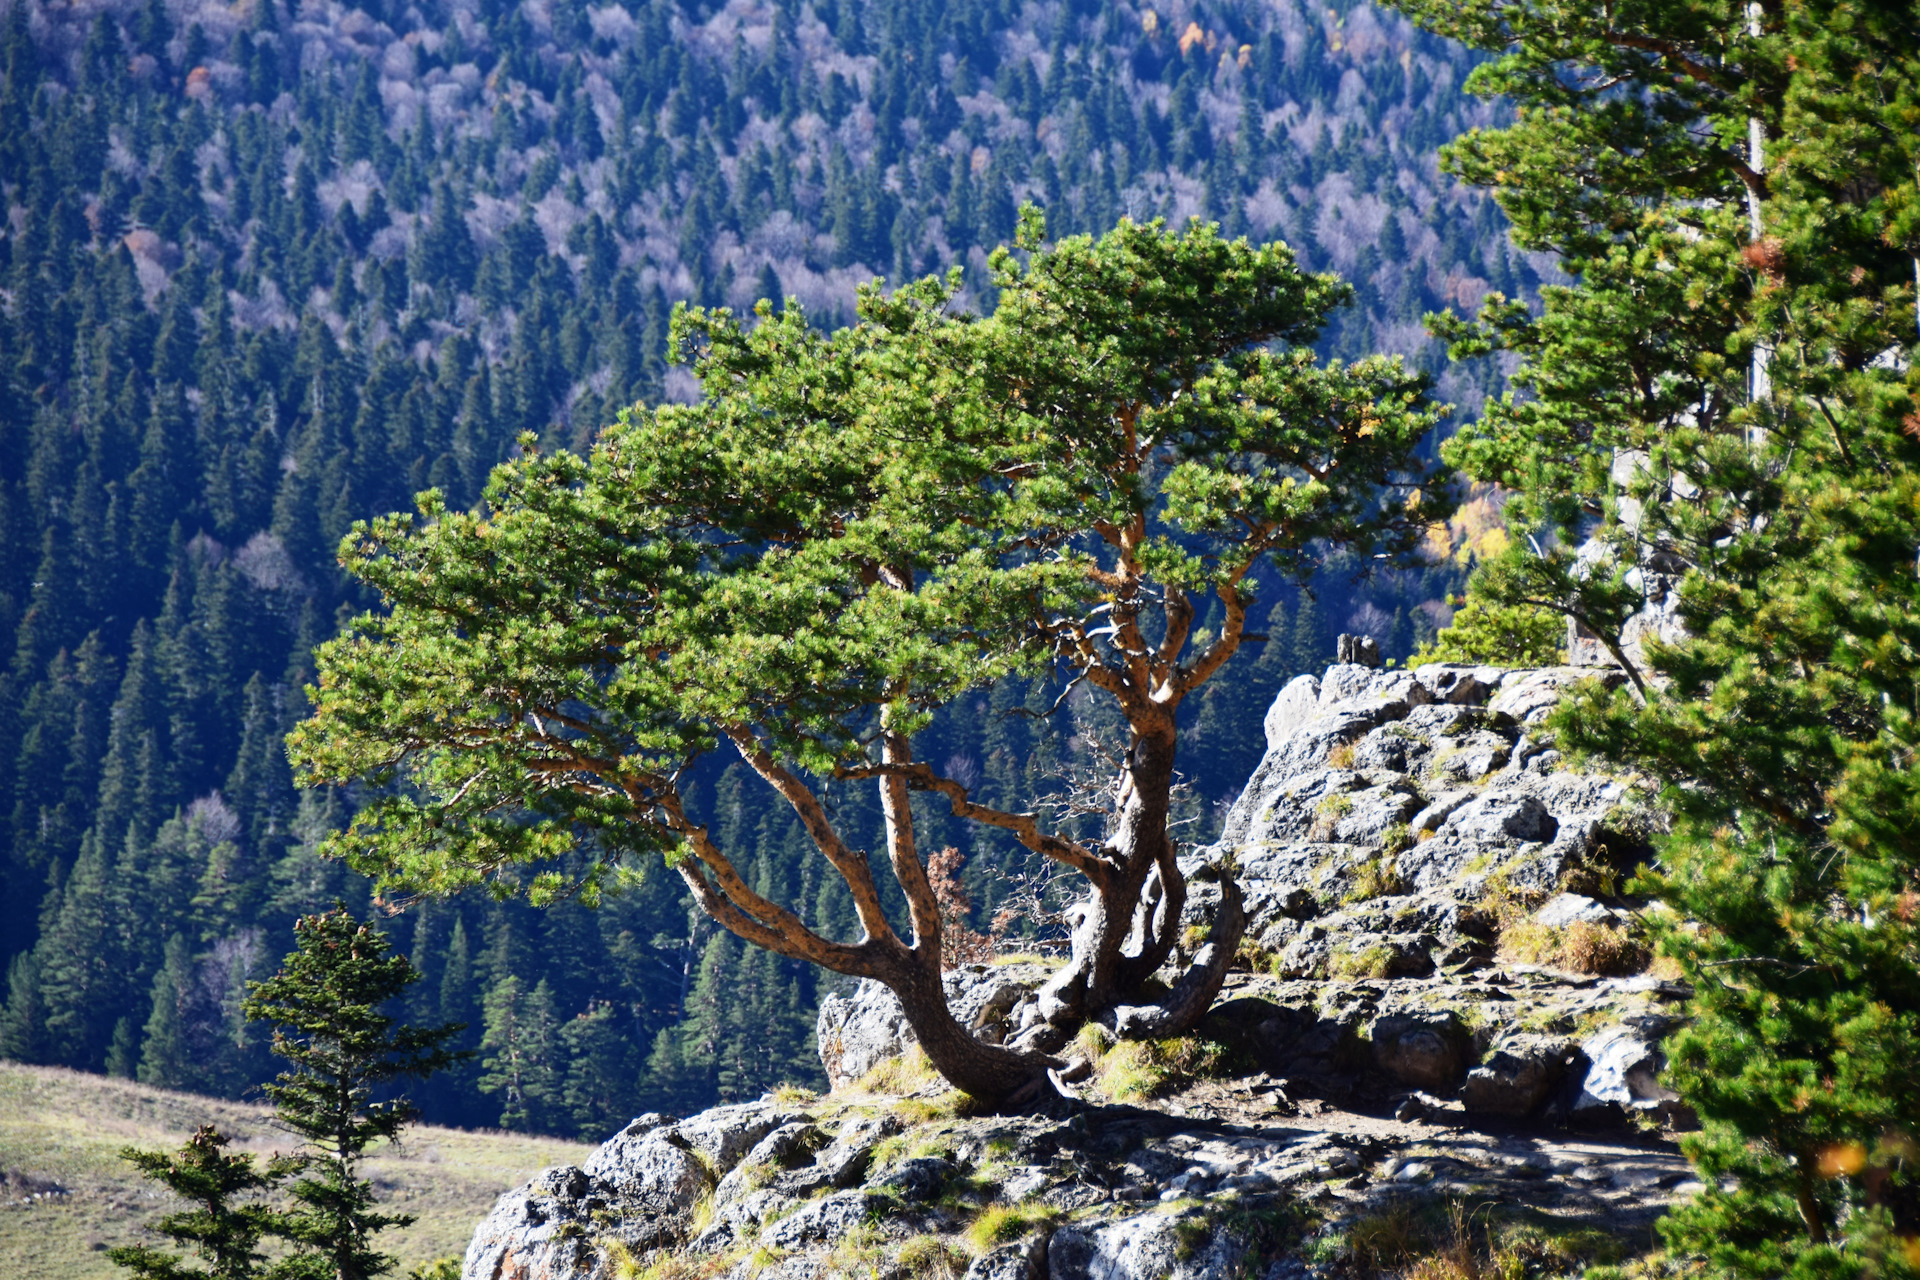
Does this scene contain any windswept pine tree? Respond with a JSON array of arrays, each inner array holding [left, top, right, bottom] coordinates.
[[289, 212, 1450, 1102]]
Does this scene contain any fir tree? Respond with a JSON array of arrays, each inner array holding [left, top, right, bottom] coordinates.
[[36, 827, 120, 1067], [241, 907, 463, 1280], [1392, 0, 1920, 1269], [557, 1000, 634, 1140], [476, 974, 560, 1132], [0, 951, 46, 1063], [137, 933, 195, 1090], [108, 1125, 293, 1280]]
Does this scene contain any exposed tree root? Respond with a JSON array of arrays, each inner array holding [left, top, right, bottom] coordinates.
[[1095, 871, 1246, 1041]]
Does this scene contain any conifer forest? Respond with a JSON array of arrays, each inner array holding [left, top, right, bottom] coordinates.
[[0, 0, 1513, 1134]]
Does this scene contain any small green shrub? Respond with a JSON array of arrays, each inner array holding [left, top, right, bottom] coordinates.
[[855, 1047, 939, 1096], [1411, 589, 1565, 667], [1092, 1035, 1227, 1102], [966, 1203, 1062, 1252], [1344, 853, 1409, 903], [1310, 793, 1356, 840], [1330, 944, 1395, 980]]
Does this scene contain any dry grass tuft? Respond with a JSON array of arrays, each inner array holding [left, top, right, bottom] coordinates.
[[1345, 1200, 1628, 1278], [852, 1047, 941, 1098], [897, 1234, 971, 1278], [606, 1239, 737, 1280], [1085, 1035, 1226, 1102], [1499, 920, 1649, 976], [1308, 792, 1356, 841], [1329, 943, 1396, 980], [1344, 853, 1409, 903]]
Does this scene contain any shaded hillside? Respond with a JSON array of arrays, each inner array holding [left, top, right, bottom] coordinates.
[[0, 0, 1505, 1127]]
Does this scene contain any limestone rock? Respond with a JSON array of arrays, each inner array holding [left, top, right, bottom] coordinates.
[[1048, 1211, 1245, 1280], [817, 1111, 902, 1188], [1441, 792, 1557, 845], [711, 1121, 830, 1205], [759, 1190, 891, 1249], [816, 965, 1044, 1088], [874, 1156, 956, 1203], [1262, 674, 1322, 749], [1577, 1025, 1684, 1118], [968, 1239, 1044, 1280], [461, 1137, 707, 1280], [1462, 1036, 1579, 1117], [1369, 1012, 1471, 1092], [669, 1102, 804, 1173], [1214, 660, 1645, 992], [1535, 893, 1625, 928], [816, 982, 917, 1090]]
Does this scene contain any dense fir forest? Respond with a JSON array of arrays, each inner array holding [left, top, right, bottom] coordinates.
[[0, 0, 1517, 1135]]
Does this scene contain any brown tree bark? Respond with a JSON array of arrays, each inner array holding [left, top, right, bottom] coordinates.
[[1020, 726, 1247, 1049]]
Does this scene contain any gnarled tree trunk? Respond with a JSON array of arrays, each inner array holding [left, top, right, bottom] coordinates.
[[1023, 725, 1247, 1052]]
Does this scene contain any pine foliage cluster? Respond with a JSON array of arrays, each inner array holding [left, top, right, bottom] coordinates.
[[0, 0, 1494, 1130], [1401, 0, 1920, 1268]]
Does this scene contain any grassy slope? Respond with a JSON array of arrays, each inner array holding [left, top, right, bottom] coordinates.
[[0, 1061, 593, 1280]]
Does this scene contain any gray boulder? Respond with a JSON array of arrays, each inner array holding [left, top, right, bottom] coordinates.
[[711, 1121, 830, 1205], [1214, 658, 1650, 985], [1488, 666, 1624, 724], [1442, 793, 1557, 845], [461, 1136, 708, 1280], [1262, 674, 1322, 749], [1414, 663, 1506, 705], [1462, 1036, 1579, 1117], [669, 1101, 804, 1173], [1370, 1012, 1470, 1092], [969, 1239, 1045, 1280], [759, 1190, 891, 1249], [1577, 1025, 1684, 1118], [817, 980, 918, 1090], [874, 1156, 956, 1203], [817, 1111, 903, 1188]]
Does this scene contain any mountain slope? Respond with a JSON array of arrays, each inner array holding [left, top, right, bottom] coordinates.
[[1, 0, 1505, 1126]]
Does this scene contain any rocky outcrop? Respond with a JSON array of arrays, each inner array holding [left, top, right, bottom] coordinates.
[[466, 659, 1701, 1280], [1216, 663, 1644, 981], [462, 1105, 803, 1280], [467, 1074, 1701, 1280]]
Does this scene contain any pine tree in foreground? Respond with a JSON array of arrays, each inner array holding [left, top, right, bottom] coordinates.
[[108, 1125, 293, 1280], [290, 210, 1450, 1105], [241, 906, 464, 1280], [1388, 0, 1920, 1270]]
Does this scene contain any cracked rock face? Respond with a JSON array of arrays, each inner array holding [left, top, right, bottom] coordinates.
[[1204, 663, 1645, 985], [816, 963, 1055, 1091], [461, 1133, 707, 1280], [461, 1105, 805, 1280]]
